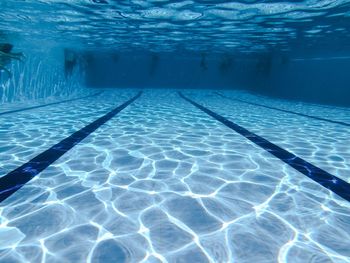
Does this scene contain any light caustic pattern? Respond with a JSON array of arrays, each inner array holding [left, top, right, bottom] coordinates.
[[0, 90, 350, 262], [0, 90, 135, 177], [206, 90, 350, 182]]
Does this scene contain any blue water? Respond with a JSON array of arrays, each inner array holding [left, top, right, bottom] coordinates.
[[1, 0, 350, 262], [0, 89, 349, 262]]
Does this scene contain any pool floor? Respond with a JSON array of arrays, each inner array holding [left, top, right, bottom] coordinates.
[[0, 89, 349, 262]]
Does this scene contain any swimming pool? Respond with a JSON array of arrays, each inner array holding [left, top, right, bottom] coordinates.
[[2, 0, 350, 260], [1, 89, 349, 262]]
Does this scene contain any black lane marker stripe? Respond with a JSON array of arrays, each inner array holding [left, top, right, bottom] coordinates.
[[0, 92, 142, 203], [297, 102, 350, 112], [0, 91, 103, 116], [246, 91, 350, 112], [214, 92, 350, 127], [179, 92, 350, 202]]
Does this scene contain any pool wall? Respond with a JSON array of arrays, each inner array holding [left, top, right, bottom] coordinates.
[[85, 51, 350, 106], [2, 48, 350, 107], [252, 55, 350, 106], [0, 48, 85, 104]]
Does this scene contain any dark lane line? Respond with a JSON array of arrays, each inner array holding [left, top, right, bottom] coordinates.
[[214, 92, 350, 127], [0, 91, 103, 116], [296, 102, 350, 112], [249, 91, 350, 112], [0, 92, 142, 203], [179, 92, 350, 202]]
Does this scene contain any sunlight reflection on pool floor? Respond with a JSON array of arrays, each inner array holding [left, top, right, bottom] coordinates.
[[0, 89, 349, 262]]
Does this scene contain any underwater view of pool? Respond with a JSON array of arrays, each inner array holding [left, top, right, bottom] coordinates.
[[1, 0, 350, 262]]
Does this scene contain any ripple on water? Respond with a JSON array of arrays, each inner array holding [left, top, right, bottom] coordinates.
[[16, 245, 43, 262], [227, 213, 294, 263], [184, 174, 225, 195], [201, 232, 230, 263], [45, 224, 99, 250], [164, 196, 222, 234], [92, 239, 129, 263], [0, 226, 25, 249], [167, 244, 210, 263], [218, 182, 275, 204], [312, 225, 350, 257], [202, 197, 253, 222], [1, 0, 349, 52], [129, 179, 167, 192], [1, 90, 350, 262], [102, 214, 139, 236], [44, 224, 99, 261], [284, 243, 335, 263], [116, 191, 160, 215], [8, 204, 75, 242], [111, 154, 144, 171], [155, 159, 179, 171], [149, 221, 193, 253]]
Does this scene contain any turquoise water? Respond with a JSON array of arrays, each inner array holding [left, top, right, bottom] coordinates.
[[1, 0, 350, 262], [1, 89, 349, 262], [1, 0, 350, 53]]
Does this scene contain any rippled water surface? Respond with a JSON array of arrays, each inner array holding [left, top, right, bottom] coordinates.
[[1, 0, 350, 261], [1, 89, 349, 262], [1, 0, 350, 52]]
